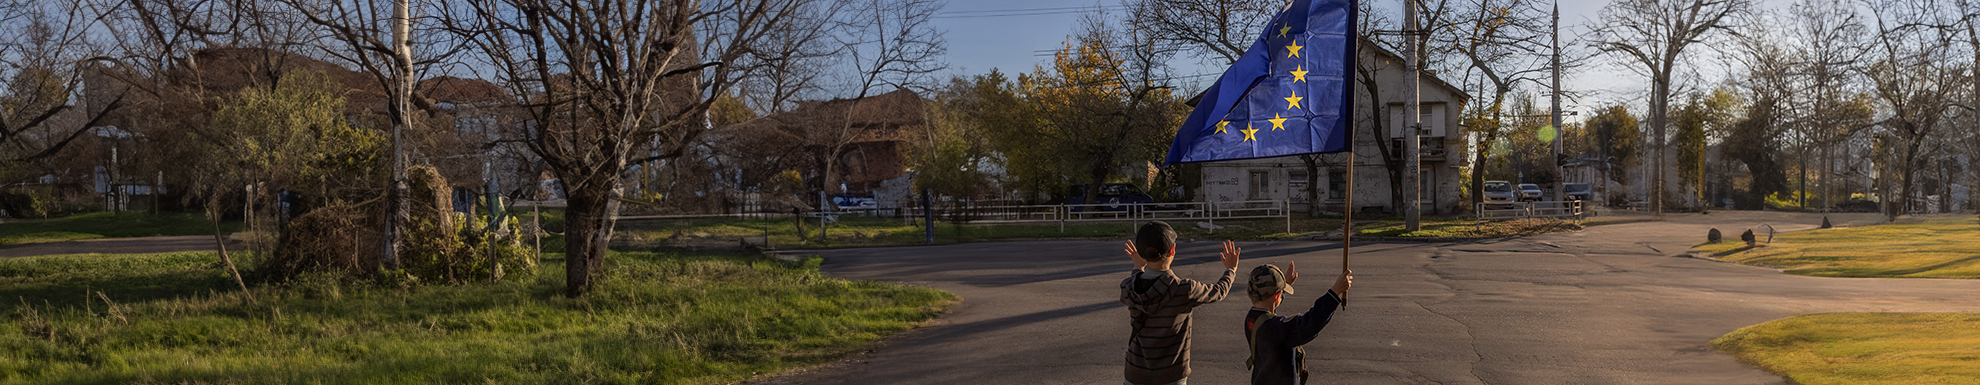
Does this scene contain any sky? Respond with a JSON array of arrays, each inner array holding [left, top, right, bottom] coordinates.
[[933, 0, 1655, 121]]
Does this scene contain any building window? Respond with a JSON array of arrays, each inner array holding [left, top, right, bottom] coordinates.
[[1288, 170, 1309, 202], [1249, 170, 1270, 200]]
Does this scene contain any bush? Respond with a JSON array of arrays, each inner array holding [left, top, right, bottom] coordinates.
[[398, 165, 536, 284], [0, 185, 96, 219], [403, 211, 537, 284], [263, 165, 536, 284], [266, 202, 381, 279]]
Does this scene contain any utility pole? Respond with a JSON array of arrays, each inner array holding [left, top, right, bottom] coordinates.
[[1550, 1, 1564, 202], [1403, 0, 1423, 231], [382, 0, 411, 270]]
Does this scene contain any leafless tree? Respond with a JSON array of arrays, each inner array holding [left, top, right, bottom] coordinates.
[[0, 0, 125, 167], [1430, 0, 1556, 207], [1592, 0, 1748, 215], [442, 0, 836, 297], [1860, 0, 1968, 220], [814, 0, 945, 195], [1781, 0, 1872, 209]]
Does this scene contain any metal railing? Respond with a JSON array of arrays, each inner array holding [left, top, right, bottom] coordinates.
[[812, 200, 1295, 234], [1477, 200, 1585, 221]]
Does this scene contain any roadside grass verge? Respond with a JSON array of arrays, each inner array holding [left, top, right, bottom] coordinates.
[[1713, 312, 1980, 385], [0, 250, 955, 384], [1696, 217, 1980, 278], [0, 212, 238, 246]]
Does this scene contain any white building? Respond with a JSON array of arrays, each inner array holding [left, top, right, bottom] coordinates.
[[1197, 40, 1471, 215]]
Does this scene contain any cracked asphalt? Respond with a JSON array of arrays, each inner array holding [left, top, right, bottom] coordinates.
[[749, 211, 1980, 384]]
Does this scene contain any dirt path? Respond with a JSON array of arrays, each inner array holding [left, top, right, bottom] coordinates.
[[0, 236, 237, 258]]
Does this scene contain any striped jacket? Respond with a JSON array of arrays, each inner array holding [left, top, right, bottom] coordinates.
[[1120, 268, 1237, 385]]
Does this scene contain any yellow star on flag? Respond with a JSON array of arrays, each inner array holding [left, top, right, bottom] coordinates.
[[1284, 90, 1304, 110], [1215, 121, 1229, 134], [1290, 65, 1309, 83], [1241, 125, 1260, 142], [1269, 114, 1287, 130], [1287, 40, 1304, 58], [1278, 24, 1292, 38]]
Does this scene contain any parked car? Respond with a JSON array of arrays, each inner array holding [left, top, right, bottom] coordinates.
[[1518, 183, 1544, 202], [1563, 183, 1592, 201], [1068, 183, 1155, 212], [1482, 181, 1515, 205], [831, 194, 877, 209]]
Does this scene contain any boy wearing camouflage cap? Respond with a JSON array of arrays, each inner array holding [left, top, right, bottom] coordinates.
[[1242, 262, 1352, 385]]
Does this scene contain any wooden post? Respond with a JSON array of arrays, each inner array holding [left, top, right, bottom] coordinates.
[[533, 205, 542, 265], [1342, 151, 1355, 308]]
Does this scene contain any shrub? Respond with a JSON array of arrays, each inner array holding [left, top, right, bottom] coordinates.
[[264, 165, 536, 284], [266, 202, 381, 279]]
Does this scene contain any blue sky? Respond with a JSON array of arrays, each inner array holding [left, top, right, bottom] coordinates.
[[935, 0, 1635, 118]]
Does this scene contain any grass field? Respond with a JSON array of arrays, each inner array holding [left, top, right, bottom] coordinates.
[[1696, 217, 1980, 278], [1713, 313, 1980, 385], [0, 212, 238, 246], [0, 250, 954, 384]]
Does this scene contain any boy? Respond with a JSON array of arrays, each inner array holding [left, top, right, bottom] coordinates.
[[1243, 262, 1351, 385], [1120, 221, 1240, 385]]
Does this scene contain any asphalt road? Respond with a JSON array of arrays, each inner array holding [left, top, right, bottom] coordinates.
[[0, 235, 236, 258], [749, 212, 1980, 385]]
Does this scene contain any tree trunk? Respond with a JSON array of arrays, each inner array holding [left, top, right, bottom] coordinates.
[[1650, 77, 1669, 215], [1300, 154, 1322, 217], [563, 183, 619, 297], [1085, 165, 1109, 210], [207, 203, 252, 303]]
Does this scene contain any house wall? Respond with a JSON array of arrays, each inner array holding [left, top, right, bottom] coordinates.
[[1196, 43, 1469, 216]]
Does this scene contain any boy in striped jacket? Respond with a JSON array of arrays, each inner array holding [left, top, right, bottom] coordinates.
[[1119, 221, 1240, 385]]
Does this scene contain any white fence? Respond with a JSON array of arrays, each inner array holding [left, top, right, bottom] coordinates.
[[814, 200, 1295, 234], [1477, 200, 1585, 221]]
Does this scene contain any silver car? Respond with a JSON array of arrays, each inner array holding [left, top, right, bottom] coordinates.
[[1518, 183, 1543, 202], [1483, 181, 1515, 204]]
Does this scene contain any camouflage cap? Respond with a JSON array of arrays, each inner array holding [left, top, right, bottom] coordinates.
[[1247, 264, 1295, 300]]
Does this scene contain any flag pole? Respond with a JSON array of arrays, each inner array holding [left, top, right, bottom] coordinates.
[[1342, 148, 1354, 308]]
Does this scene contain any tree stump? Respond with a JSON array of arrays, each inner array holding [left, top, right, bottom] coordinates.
[[1740, 229, 1756, 247], [1707, 228, 1723, 243]]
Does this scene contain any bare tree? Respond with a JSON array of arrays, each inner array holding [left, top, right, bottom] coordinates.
[[1430, 0, 1555, 207], [444, 0, 833, 297], [0, 0, 125, 168], [1592, 0, 1748, 215], [1785, 0, 1872, 210], [1860, 0, 1967, 220], [814, 0, 945, 195]]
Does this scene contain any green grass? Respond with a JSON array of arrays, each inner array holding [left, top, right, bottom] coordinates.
[[0, 212, 239, 246], [1696, 217, 1980, 278], [0, 250, 955, 384], [1713, 313, 1980, 385]]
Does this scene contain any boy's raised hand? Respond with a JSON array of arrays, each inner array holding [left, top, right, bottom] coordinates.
[[1220, 240, 1241, 270], [1287, 261, 1299, 284]]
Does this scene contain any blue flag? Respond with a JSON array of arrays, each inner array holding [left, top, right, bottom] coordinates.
[[1163, 0, 1358, 165]]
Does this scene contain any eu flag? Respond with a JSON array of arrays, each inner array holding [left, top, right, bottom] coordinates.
[[1163, 0, 1358, 165]]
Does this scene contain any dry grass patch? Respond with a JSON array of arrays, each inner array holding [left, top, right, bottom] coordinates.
[[1714, 313, 1980, 385], [1697, 217, 1980, 278]]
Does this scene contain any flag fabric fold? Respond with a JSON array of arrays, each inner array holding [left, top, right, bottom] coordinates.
[[1163, 0, 1359, 165]]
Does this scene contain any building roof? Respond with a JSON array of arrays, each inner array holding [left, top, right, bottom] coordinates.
[[1357, 36, 1473, 103]]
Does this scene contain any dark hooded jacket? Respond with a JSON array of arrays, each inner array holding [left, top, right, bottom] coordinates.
[[1120, 268, 1236, 385]]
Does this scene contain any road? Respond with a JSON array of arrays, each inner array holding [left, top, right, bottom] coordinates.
[[0, 235, 233, 258], [749, 211, 1980, 384]]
